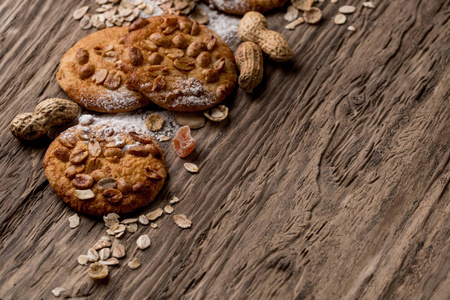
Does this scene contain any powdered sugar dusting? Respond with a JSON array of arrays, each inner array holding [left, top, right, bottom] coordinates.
[[78, 109, 180, 140]]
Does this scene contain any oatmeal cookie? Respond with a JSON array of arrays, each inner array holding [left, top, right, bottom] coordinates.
[[120, 16, 237, 112], [43, 120, 167, 216], [56, 27, 149, 113]]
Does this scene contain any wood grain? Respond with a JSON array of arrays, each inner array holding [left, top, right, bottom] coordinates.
[[0, 0, 449, 299]]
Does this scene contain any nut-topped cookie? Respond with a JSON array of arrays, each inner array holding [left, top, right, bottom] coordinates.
[[120, 16, 237, 112], [56, 27, 150, 113], [43, 119, 167, 216]]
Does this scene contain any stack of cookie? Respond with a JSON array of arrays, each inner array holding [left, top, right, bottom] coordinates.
[[45, 15, 238, 216], [56, 15, 237, 113]]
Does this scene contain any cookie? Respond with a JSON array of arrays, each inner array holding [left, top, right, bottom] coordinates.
[[120, 16, 237, 112], [43, 120, 167, 216], [56, 27, 150, 113], [206, 0, 287, 15]]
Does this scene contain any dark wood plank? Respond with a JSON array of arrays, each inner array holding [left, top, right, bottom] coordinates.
[[0, 0, 449, 299]]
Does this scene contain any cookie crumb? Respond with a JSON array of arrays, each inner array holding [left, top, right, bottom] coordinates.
[[51, 287, 65, 297], [173, 214, 192, 228], [145, 113, 165, 131]]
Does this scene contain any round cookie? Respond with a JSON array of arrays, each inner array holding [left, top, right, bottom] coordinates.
[[206, 0, 288, 15], [43, 121, 167, 216], [120, 16, 237, 112], [56, 27, 150, 113]]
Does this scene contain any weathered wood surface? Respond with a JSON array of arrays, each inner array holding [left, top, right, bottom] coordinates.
[[0, 0, 449, 299]]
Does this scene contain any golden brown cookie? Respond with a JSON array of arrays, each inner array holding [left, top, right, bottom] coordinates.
[[120, 16, 237, 112], [206, 0, 287, 15], [56, 27, 150, 113], [43, 120, 167, 216]]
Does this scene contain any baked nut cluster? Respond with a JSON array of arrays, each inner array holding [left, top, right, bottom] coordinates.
[[43, 119, 167, 216]]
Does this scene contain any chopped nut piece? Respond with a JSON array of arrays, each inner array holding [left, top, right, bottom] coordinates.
[[347, 25, 356, 32], [156, 135, 170, 142], [112, 244, 126, 259], [363, 1, 375, 8], [204, 105, 228, 122], [136, 235, 151, 250], [87, 248, 99, 262], [51, 287, 66, 297], [77, 255, 89, 266], [92, 69, 108, 84], [73, 6, 89, 20], [103, 189, 123, 204], [173, 214, 192, 228], [127, 223, 138, 233], [93, 240, 112, 250], [146, 208, 164, 221], [68, 213, 80, 229], [89, 262, 108, 279], [72, 174, 94, 189], [189, 7, 209, 25], [285, 17, 305, 30], [75, 189, 95, 200], [99, 258, 119, 266], [121, 218, 138, 225], [184, 163, 199, 173], [99, 248, 111, 260], [170, 196, 180, 204], [284, 6, 299, 22], [98, 178, 117, 190], [138, 215, 149, 225], [150, 223, 158, 228], [128, 258, 141, 269], [339, 5, 356, 14], [303, 7, 322, 24], [334, 14, 347, 25], [164, 205, 174, 214]]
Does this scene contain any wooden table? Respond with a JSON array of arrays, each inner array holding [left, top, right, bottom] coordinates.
[[1, 0, 449, 299]]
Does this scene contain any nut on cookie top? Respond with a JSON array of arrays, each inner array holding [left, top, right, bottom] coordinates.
[[56, 27, 149, 113], [43, 118, 167, 216], [120, 15, 237, 112]]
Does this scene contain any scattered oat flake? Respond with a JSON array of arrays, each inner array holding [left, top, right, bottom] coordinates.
[[164, 205, 174, 214], [128, 258, 141, 269], [150, 223, 158, 228], [127, 223, 138, 233], [347, 25, 356, 32], [339, 5, 356, 14], [146, 208, 164, 221], [112, 244, 126, 259], [73, 6, 89, 20], [138, 215, 149, 225], [78, 254, 90, 265], [330, 0, 337, 3], [170, 196, 180, 204], [285, 17, 305, 30], [51, 287, 65, 297], [115, 230, 125, 239], [173, 214, 192, 229], [80, 15, 93, 30], [68, 213, 80, 229], [100, 258, 120, 266], [137, 235, 151, 250], [87, 248, 99, 262], [121, 218, 138, 225], [334, 14, 347, 25], [363, 1, 375, 8]]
